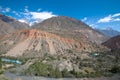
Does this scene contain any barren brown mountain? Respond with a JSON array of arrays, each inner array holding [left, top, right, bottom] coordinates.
[[0, 29, 106, 57], [33, 16, 109, 44], [1, 15, 118, 78], [0, 14, 29, 35], [0, 16, 108, 57], [102, 35, 120, 50], [0, 19, 15, 35]]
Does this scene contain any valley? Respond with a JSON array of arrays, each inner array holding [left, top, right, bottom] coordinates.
[[0, 14, 120, 80]]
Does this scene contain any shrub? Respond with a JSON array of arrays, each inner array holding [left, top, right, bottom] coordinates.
[[49, 67, 62, 78], [62, 68, 74, 77], [109, 66, 120, 73], [54, 67, 62, 78], [24, 62, 62, 78]]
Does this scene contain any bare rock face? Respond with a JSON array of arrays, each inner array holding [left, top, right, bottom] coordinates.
[[0, 29, 104, 57], [33, 16, 109, 44]]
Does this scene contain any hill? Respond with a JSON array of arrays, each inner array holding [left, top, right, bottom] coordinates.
[[102, 35, 120, 50], [0, 29, 105, 57], [0, 14, 29, 35], [0, 15, 119, 78], [33, 16, 108, 44]]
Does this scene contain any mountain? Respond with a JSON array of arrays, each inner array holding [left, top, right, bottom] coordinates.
[[0, 14, 29, 35], [1, 15, 118, 78], [0, 15, 108, 57], [102, 35, 120, 50], [95, 28, 120, 37], [0, 29, 106, 57], [0, 19, 15, 35], [33, 16, 109, 44], [0, 29, 109, 75]]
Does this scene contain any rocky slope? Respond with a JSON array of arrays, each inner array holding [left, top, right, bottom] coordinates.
[[0, 14, 29, 35], [0, 29, 105, 57], [0, 29, 113, 78], [33, 16, 109, 44], [0, 19, 15, 35], [102, 35, 120, 50], [0, 15, 119, 78]]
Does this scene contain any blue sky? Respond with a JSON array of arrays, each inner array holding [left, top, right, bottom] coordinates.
[[0, 0, 120, 31]]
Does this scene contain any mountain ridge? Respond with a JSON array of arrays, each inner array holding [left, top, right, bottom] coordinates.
[[0, 14, 29, 35], [102, 35, 120, 50], [95, 28, 120, 37], [33, 16, 109, 44], [1, 14, 118, 78], [0, 14, 109, 57]]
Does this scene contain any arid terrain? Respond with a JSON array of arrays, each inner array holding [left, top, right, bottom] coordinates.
[[0, 14, 120, 80]]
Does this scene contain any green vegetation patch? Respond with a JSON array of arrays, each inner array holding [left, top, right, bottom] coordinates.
[[24, 62, 62, 78]]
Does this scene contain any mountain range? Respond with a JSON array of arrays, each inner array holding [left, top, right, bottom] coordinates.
[[0, 15, 108, 57], [0, 14, 120, 78], [95, 28, 120, 37]]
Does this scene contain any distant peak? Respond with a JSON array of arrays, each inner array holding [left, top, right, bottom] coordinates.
[[102, 27, 113, 30], [0, 13, 15, 22]]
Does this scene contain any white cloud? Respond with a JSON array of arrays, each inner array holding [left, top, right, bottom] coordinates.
[[88, 23, 98, 29], [98, 13, 120, 23], [112, 13, 120, 17], [30, 12, 56, 20], [0, 6, 57, 25], [18, 7, 57, 25], [27, 11, 57, 25], [98, 15, 112, 23], [82, 17, 87, 22], [89, 24, 95, 27], [18, 19, 28, 24]]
